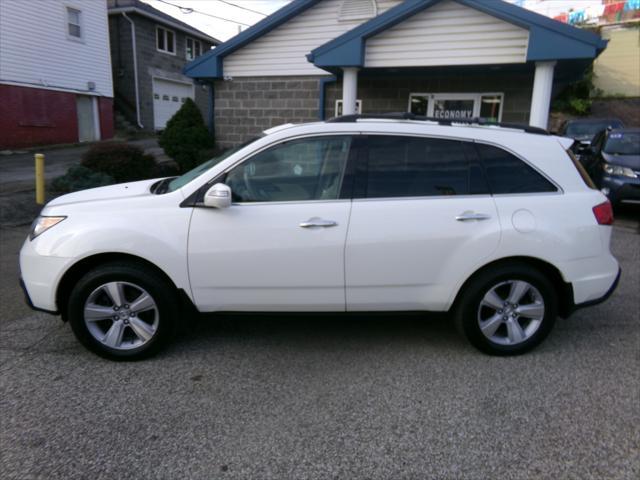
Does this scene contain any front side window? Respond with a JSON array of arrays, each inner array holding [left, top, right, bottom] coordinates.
[[67, 7, 82, 39], [362, 135, 488, 198], [156, 26, 175, 54], [186, 38, 203, 60], [475, 143, 557, 194], [225, 136, 352, 202]]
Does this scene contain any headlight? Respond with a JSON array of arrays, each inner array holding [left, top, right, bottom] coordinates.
[[30, 216, 66, 240], [602, 163, 638, 178]]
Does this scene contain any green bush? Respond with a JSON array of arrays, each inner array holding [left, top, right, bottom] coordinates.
[[159, 98, 213, 172], [50, 165, 115, 193], [81, 142, 156, 183]]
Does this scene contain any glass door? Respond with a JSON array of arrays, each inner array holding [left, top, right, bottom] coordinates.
[[408, 93, 504, 121]]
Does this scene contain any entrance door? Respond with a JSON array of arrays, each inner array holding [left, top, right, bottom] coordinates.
[[153, 78, 193, 130], [76, 95, 96, 142], [188, 135, 355, 312]]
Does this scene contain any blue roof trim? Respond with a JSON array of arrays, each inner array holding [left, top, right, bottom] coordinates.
[[184, 0, 321, 79], [308, 0, 608, 68]]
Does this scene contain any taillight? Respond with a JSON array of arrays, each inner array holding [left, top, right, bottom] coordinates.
[[593, 201, 614, 225]]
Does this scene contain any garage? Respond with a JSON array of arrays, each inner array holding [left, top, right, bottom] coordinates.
[[152, 78, 194, 130]]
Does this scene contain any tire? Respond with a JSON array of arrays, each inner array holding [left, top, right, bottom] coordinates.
[[454, 263, 557, 356], [67, 261, 178, 360]]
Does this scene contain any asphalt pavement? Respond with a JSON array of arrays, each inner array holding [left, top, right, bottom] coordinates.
[[0, 212, 638, 479]]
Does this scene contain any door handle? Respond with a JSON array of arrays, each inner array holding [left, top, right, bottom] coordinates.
[[455, 212, 491, 221], [299, 218, 338, 228]]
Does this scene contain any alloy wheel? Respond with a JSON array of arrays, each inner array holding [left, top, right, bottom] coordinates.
[[477, 280, 545, 346], [83, 281, 159, 350]]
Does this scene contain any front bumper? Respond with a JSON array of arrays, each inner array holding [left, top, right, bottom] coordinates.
[[600, 176, 640, 204], [20, 277, 59, 315]]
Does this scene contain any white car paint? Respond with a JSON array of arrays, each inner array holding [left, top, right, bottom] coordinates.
[[20, 120, 619, 317]]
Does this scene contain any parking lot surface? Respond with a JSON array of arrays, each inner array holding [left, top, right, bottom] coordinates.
[[1, 210, 638, 479]]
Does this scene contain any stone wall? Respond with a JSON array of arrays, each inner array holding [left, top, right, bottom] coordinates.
[[214, 72, 536, 146]]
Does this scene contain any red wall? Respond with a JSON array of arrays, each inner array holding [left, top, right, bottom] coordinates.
[[0, 84, 114, 149], [99, 97, 114, 141]]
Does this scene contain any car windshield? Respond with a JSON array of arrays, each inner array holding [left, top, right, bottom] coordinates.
[[566, 120, 623, 140], [167, 137, 261, 192], [604, 132, 640, 155]]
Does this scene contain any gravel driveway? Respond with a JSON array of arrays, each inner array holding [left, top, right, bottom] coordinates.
[[0, 211, 638, 480]]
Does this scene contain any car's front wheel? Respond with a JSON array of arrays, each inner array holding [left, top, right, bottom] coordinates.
[[454, 264, 558, 355], [67, 262, 178, 360]]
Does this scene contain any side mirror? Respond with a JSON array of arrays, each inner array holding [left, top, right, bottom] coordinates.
[[203, 183, 232, 209]]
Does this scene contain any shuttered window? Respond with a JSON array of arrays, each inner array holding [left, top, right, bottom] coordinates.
[[338, 0, 377, 21]]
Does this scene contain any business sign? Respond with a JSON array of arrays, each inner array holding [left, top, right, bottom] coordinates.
[[433, 99, 475, 119]]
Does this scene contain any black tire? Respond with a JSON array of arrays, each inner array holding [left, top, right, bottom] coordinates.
[[67, 261, 178, 360], [454, 263, 557, 356]]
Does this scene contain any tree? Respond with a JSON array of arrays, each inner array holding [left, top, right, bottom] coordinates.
[[159, 98, 213, 172]]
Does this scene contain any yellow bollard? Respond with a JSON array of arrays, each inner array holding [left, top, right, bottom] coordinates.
[[35, 153, 45, 205]]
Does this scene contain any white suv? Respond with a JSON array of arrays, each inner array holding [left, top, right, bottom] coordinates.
[[20, 116, 620, 360]]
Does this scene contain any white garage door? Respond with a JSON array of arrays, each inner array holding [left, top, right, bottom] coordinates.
[[152, 78, 194, 130]]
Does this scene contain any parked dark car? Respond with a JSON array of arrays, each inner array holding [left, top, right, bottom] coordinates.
[[585, 128, 640, 206], [561, 118, 625, 160]]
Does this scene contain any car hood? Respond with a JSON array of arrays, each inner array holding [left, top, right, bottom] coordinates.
[[46, 178, 162, 208], [602, 152, 640, 170]]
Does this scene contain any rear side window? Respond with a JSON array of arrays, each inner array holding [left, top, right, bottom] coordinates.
[[475, 143, 557, 194], [362, 135, 488, 198]]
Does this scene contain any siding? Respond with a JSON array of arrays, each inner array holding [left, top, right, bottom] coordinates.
[[365, 0, 529, 68], [593, 26, 640, 97], [224, 0, 402, 77], [0, 0, 113, 97]]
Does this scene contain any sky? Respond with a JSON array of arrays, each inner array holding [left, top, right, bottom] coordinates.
[[140, 0, 607, 42]]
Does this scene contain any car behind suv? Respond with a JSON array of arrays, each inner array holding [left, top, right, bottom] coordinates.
[[20, 116, 620, 359]]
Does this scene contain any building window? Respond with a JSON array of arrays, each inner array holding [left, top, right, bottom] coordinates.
[[156, 26, 176, 54], [408, 93, 504, 122], [67, 7, 82, 39], [186, 37, 203, 60]]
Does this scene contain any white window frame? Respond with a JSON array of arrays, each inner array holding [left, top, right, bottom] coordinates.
[[335, 99, 362, 117], [185, 37, 203, 60], [156, 26, 176, 55], [65, 5, 83, 42], [408, 92, 504, 121]]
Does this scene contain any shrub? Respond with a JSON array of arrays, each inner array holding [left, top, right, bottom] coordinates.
[[159, 98, 213, 172], [81, 142, 156, 183], [50, 165, 115, 193]]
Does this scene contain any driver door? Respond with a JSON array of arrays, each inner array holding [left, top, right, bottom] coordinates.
[[188, 135, 356, 312]]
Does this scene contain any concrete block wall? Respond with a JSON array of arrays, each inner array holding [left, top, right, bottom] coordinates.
[[109, 14, 213, 130], [215, 72, 535, 146], [214, 76, 321, 147]]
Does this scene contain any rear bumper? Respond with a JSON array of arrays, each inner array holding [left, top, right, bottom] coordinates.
[[568, 267, 621, 315]]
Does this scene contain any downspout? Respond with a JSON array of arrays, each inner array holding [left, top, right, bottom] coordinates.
[[122, 12, 143, 129], [208, 82, 215, 137], [318, 76, 337, 121]]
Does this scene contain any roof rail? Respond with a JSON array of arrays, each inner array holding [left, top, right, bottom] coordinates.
[[327, 113, 550, 136]]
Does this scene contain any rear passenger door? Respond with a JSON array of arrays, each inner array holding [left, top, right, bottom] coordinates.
[[345, 135, 501, 311]]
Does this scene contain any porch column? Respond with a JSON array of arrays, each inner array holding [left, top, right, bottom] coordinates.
[[342, 67, 359, 115], [529, 61, 556, 129]]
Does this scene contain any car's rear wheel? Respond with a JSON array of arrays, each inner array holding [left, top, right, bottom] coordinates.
[[454, 264, 557, 355], [67, 262, 178, 360]]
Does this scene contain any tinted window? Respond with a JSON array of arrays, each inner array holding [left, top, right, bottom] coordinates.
[[363, 136, 488, 198], [475, 143, 557, 194], [225, 136, 352, 202]]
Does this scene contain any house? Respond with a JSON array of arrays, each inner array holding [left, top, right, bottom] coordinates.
[[0, 0, 114, 149], [184, 0, 608, 148], [107, 0, 220, 132]]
